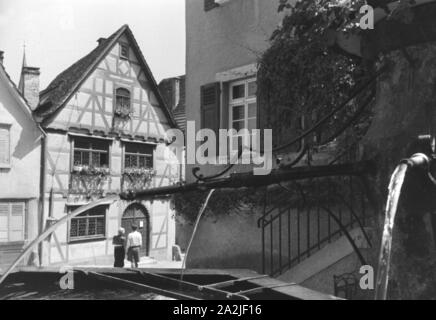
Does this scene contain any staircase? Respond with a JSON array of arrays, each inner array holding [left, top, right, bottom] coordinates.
[[258, 174, 373, 278]]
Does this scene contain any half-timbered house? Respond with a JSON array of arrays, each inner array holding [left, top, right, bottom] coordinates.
[[33, 25, 181, 266]]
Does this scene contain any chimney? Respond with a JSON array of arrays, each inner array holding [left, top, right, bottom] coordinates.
[[19, 66, 40, 110], [97, 38, 106, 46], [0, 51, 4, 64]]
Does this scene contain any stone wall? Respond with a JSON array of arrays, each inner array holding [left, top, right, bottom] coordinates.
[[362, 42, 436, 299]]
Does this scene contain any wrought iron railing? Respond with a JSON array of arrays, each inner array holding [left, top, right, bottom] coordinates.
[[257, 170, 373, 277]]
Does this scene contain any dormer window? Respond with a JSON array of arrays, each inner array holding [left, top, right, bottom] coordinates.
[[115, 88, 131, 120], [120, 43, 129, 60]]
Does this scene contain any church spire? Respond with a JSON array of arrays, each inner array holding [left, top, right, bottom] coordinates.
[[18, 43, 27, 93], [22, 43, 27, 68], [18, 43, 41, 110]]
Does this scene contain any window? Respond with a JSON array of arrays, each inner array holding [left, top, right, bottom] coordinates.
[[69, 205, 107, 242], [73, 137, 110, 168], [229, 78, 257, 151], [120, 43, 129, 60], [0, 202, 25, 243], [124, 143, 154, 169], [0, 124, 11, 167], [115, 88, 131, 119]]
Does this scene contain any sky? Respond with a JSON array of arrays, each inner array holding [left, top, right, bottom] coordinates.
[[0, 0, 186, 89]]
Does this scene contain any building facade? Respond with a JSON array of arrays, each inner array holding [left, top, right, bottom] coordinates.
[[182, 0, 371, 297], [182, 0, 283, 269], [33, 25, 181, 265], [0, 52, 44, 270], [185, 0, 282, 182]]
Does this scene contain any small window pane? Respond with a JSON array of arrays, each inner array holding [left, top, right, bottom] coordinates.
[[125, 156, 131, 168], [97, 218, 105, 235], [116, 88, 130, 98], [92, 140, 109, 152], [248, 103, 257, 118], [91, 153, 100, 167], [99, 153, 108, 167], [248, 118, 257, 130], [248, 81, 257, 97], [125, 143, 153, 155], [139, 156, 146, 168], [70, 220, 78, 237], [82, 152, 90, 166], [88, 218, 97, 236], [120, 44, 129, 59], [130, 156, 138, 168], [78, 219, 87, 237], [232, 120, 245, 131], [75, 139, 91, 149], [232, 106, 245, 121], [73, 152, 81, 165], [232, 84, 245, 100]]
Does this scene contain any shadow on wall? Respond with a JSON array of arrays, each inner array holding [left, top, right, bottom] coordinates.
[[176, 209, 263, 273], [0, 94, 41, 160]]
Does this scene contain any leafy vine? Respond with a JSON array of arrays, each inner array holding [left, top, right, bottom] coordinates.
[[258, 0, 418, 155]]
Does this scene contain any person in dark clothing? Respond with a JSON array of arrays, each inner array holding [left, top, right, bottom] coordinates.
[[112, 227, 126, 267]]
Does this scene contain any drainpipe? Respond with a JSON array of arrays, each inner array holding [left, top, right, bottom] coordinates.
[[38, 133, 47, 266]]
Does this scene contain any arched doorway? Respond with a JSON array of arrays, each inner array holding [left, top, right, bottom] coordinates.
[[122, 203, 150, 257]]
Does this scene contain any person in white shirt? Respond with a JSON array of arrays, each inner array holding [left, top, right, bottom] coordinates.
[[127, 224, 142, 268]]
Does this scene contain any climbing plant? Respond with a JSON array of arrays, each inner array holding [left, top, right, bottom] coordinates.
[[258, 0, 418, 154], [176, 0, 420, 219], [174, 187, 267, 222]]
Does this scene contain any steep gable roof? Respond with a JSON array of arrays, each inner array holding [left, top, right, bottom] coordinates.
[[35, 24, 177, 128], [0, 62, 45, 135]]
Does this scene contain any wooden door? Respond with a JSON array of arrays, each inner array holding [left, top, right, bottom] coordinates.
[[122, 203, 149, 256]]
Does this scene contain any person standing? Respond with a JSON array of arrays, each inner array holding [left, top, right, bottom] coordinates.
[[112, 227, 126, 268], [127, 224, 142, 268]]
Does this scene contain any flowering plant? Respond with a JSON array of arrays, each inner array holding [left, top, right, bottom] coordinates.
[[72, 165, 110, 176], [124, 167, 155, 177], [114, 105, 132, 120], [123, 167, 156, 191]]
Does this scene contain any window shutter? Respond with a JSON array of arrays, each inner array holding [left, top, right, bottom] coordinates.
[[10, 203, 25, 242], [201, 83, 220, 155], [201, 82, 220, 134], [0, 126, 10, 165], [204, 0, 218, 12], [0, 203, 9, 242]]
